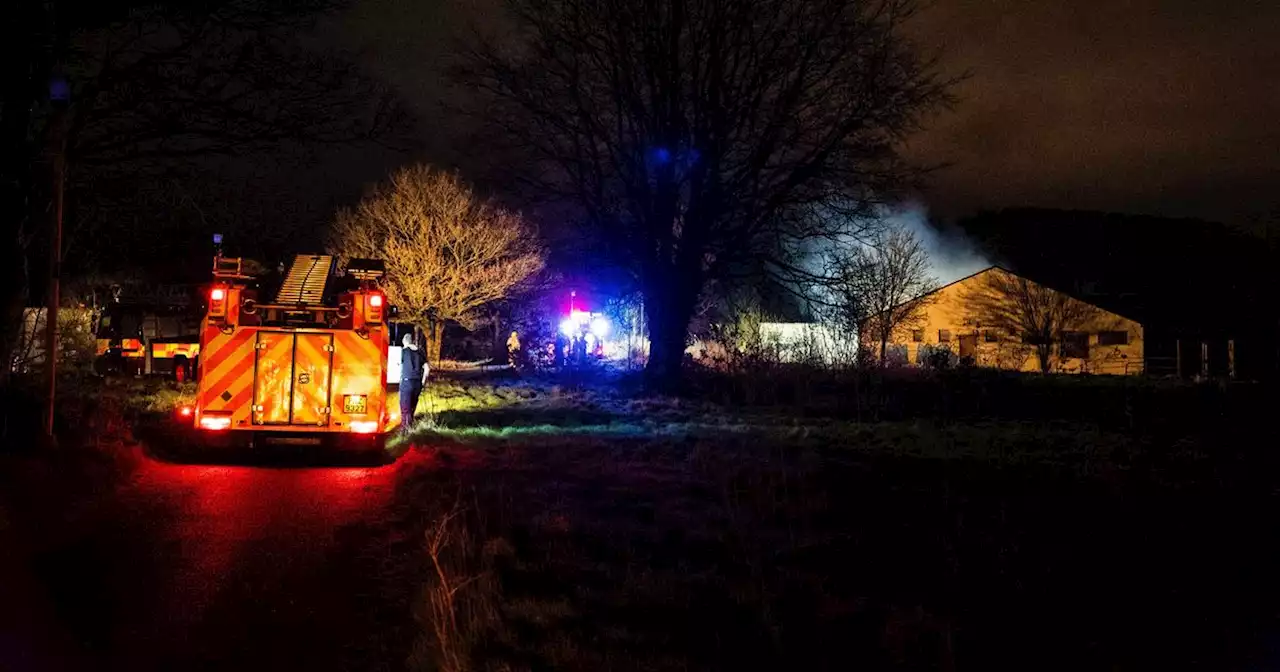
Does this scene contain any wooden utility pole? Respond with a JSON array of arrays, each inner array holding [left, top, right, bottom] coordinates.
[[44, 73, 68, 438]]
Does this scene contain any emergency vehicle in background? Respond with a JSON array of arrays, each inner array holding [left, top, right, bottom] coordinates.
[[94, 284, 202, 379], [185, 245, 393, 449], [557, 289, 615, 365]]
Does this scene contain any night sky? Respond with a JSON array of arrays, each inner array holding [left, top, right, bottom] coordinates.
[[326, 0, 1280, 229]]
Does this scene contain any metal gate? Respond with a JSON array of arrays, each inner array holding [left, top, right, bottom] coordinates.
[[253, 331, 334, 426]]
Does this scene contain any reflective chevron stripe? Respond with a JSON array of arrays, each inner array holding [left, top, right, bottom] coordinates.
[[197, 326, 256, 427]]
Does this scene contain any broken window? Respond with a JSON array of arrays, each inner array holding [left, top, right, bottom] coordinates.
[[938, 329, 952, 343], [912, 329, 924, 343]]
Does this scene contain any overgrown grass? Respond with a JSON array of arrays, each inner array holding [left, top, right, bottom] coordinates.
[[115, 378, 198, 415], [388, 368, 1278, 671], [395, 418, 1242, 671]]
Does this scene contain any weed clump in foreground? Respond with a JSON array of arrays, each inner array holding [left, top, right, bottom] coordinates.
[[409, 502, 509, 672]]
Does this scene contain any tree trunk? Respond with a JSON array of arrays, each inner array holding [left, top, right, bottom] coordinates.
[[642, 271, 697, 393], [428, 319, 444, 365], [1037, 344, 1052, 373], [490, 310, 502, 361]]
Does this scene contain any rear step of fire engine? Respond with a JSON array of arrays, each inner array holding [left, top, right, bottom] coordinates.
[[275, 254, 333, 306]]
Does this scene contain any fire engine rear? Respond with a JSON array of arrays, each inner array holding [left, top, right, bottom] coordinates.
[[188, 251, 391, 449]]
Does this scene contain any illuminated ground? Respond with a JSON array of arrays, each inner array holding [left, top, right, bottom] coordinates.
[[3, 373, 1279, 670], [1, 447, 416, 670]]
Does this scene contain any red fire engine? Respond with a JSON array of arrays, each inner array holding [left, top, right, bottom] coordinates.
[[186, 250, 392, 449]]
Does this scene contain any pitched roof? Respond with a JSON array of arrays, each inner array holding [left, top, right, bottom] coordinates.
[[866, 264, 1142, 324]]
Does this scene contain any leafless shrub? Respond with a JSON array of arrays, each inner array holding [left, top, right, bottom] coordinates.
[[410, 501, 508, 672], [330, 165, 546, 363], [829, 226, 938, 364]]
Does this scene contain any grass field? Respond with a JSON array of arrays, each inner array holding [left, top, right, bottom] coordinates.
[[6, 368, 1277, 670], [386, 369, 1280, 671]]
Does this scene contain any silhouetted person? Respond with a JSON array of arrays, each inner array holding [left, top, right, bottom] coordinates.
[[399, 332, 428, 433], [507, 330, 521, 367]]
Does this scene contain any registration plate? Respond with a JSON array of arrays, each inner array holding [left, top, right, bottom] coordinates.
[[343, 394, 368, 414]]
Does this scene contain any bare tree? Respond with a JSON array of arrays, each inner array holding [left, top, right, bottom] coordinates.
[[833, 227, 937, 363], [961, 269, 1100, 374], [1, 0, 406, 383], [460, 0, 953, 388], [329, 165, 546, 363]]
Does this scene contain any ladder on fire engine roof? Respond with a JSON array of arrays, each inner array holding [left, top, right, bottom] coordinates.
[[275, 254, 334, 305]]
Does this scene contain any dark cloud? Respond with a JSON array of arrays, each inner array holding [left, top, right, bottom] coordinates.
[[905, 0, 1280, 225], [336, 0, 1280, 226]]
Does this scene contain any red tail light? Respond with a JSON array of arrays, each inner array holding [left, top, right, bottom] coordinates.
[[199, 413, 232, 431], [366, 294, 384, 323], [209, 286, 228, 319]]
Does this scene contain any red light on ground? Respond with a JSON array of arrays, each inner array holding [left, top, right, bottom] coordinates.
[[349, 420, 379, 434], [210, 288, 226, 301], [179, 406, 193, 417], [368, 294, 383, 308], [199, 415, 232, 431]]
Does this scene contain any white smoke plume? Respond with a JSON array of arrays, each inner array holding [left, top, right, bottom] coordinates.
[[783, 200, 991, 319], [881, 201, 990, 285]]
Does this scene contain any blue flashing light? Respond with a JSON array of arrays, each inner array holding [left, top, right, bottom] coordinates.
[[49, 77, 69, 102]]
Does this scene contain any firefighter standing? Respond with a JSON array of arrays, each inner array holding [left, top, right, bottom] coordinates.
[[506, 330, 521, 367], [400, 332, 428, 432]]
